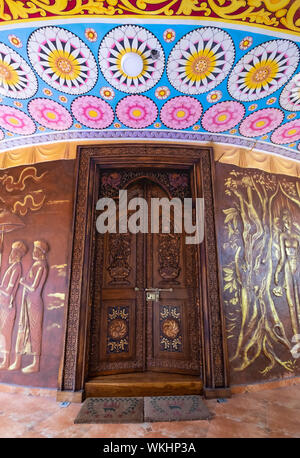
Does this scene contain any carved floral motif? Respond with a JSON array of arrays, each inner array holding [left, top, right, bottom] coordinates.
[[162, 318, 180, 339], [158, 233, 181, 284], [101, 169, 190, 199], [107, 233, 131, 284], [160, 305, 183, 352], [107, 306, 129, 353], [108, 318, 128, 340]]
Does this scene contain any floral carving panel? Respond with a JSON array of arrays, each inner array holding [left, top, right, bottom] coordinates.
[[107, 306, 130, 354], [159, 305, 183, 353]]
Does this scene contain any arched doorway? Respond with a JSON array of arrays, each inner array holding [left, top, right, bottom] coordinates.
[[88, 174, 201, 383], [58, 144, 230, 401]]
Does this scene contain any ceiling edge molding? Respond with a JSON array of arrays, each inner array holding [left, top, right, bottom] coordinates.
[[0, 130, 299, 162]]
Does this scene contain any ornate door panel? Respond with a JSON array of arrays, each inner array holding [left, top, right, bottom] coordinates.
[[90, 181, 145, 375], [88, 169, 201, 376], [60, 145, 230, 400], [145, 182, 200, 374]]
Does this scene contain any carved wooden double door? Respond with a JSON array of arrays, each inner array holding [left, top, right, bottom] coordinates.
[[88, 168, 201, 376]]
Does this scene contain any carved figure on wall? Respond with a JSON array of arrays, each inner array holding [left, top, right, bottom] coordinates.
[[9, 240, 48, 374], [0, 166, 47, 276], [0, 207, 25, 273], [274, 209, 300, 338], [0, 241, 27, 370], [222, 169, 298, 376]]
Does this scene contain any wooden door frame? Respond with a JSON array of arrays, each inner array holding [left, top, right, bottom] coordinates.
[[57, 144, 231, 402]]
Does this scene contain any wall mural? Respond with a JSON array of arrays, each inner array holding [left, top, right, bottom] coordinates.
[[0, 160, 75, 387], [0, 22, 299, 159], [0, 1, 298, 34], [216, 163, 300, 385]]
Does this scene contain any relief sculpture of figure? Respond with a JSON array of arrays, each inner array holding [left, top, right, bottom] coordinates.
[[0, 241, 27, 370], [9, 240, 48, 374], [274, 209, 300, 338]]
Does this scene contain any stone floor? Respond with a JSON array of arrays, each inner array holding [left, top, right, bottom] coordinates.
[[0, 383, 300, 438]]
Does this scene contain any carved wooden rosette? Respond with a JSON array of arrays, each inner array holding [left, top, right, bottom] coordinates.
[[58, 145, 229, 398]]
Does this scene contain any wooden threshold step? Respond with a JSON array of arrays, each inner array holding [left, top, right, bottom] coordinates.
[[85, 372, 203, 398]]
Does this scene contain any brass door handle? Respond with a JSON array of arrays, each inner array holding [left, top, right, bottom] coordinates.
[[135, 287, 173, 292], [145, 288, 173, 292]]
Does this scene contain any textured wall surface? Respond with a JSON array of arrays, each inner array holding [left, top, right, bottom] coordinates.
[[216, 162, 300, 385], [0, 159, 75, 388]]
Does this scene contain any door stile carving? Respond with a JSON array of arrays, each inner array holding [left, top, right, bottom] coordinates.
[[83, 160, 101, 384], [209, 153, 231, 390], [198, 154, 229, 392], [57, 145, 230, 400], [190, 162, 210, 389], [58, 150, 89, 393]]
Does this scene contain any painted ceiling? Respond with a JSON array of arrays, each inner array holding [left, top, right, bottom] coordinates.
[[0, 1, 299, 159]]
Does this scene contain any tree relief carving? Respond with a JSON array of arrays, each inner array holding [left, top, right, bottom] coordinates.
[[221, 167, 300, 378]]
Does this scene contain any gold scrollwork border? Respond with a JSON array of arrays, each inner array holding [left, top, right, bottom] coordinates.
[[0, 1, 299, 35]]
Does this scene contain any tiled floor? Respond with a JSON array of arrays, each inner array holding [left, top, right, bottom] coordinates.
[[0, 384, 300, 438]]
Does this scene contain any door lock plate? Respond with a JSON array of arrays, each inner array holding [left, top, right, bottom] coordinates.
[[144, 288, 173, 302], [146, 291, 159, 301]]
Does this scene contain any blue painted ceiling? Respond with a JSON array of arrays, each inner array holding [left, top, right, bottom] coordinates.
[[0, 21, 299, 158]]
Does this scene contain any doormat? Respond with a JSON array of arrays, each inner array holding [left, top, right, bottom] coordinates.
[[74, 396, 213, 423], [144, 395, 213, 422], [74, 397, 144, 424]]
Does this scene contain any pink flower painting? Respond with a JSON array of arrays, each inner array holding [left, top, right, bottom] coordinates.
[[71, 96, 114, 129], [28, 98, 73, 130], [201, 101, 245, 132], [160, 96, 202, 130], [239, 108, 284, 137], [0, 105, 36, 135], [116, 95, 157, 129], [271, 119, 300, 144]]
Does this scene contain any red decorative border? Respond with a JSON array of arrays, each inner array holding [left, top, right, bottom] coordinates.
[[0, 1, 299, 34]]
